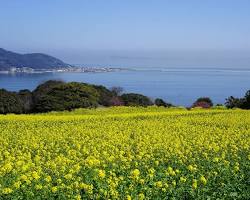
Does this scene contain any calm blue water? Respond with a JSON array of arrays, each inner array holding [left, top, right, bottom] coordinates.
[[0, 68, 249, 106]]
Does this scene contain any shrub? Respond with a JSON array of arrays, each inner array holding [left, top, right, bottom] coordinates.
[[92, 85, 114, 106], [0, 89, 24, 114], [121, 93, 153, 107], [225, 90, 250, 109], [110, 96, 124, 106], [18, 89, 33, 113], [33, 82, 99, 112], [192, 101, 212, 108], [242, 90, 250, 109], [225, 96, 244, 109], [33, 80, 65, 96], [32, 80, 65, 106], [192, 97, 213, 108], [155, 98, 172, 107]]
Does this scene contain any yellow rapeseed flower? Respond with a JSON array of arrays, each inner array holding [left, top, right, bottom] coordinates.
[[35, 184, 43, 190], [32, 171, 40, 180], [155, 181, 163, 188], [180, 177, 187, 183], [138, 193, 145, 200], [45, 175, 52, 182], [2, 188, 13, 194], [192, 179, 198, 189], [98, 169, 106, 179], [0, 107, 249, 198], [51, 186, 58, 193], [13, 181, 21, 189], [200, 176, 207, 185], [131, 169, 140, 179], [64, 173, 73, 180]]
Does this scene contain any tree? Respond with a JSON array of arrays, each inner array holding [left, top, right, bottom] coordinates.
[[0, 89, 24, 114], [192, 101, 212, 108], [110, 86, 123, 96], [110, 96, 124, 106], [192, 97, 213, 108], [121, 93, 153, 107], [32, 80, 65, 106], [33, 82, 100, 112], [242, 90, 250, 109], [225, 96, 244, 109], [245, 90, 250, 102], [225, 90, 250, 109], [18, 89, 33, 113], [92, 85, 114, 106], [154, 98, 173, 107], [33, 80, 65, 94]]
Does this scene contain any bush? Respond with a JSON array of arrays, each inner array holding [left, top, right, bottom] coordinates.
[[0, 89, 24, 114], [33, 82, 99, 112], [242, 90, 250, 109], [33, 80, 65, 95], [225, 90, 250, 109], [110, 96, 124, 106], [155, 98, 172, 107], [32, 80, 65, 106], [121, 93, 153, 107], [192, 97, 213, 108], [225, 96, 244, 109], [192, 101, 212, 108], [92, 85, 114, 106], [18, 89, 33, 113]]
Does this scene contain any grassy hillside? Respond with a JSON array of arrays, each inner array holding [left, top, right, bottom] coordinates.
[[0, 107, 249, 199]]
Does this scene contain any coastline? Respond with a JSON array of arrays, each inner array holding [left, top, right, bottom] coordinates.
[[0, 67, 129, 74]]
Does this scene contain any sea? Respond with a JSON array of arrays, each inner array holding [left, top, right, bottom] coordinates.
[[0, 66, 250, 106]]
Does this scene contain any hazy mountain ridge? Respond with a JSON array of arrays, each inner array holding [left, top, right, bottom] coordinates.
[[0, 48, 69, 70]]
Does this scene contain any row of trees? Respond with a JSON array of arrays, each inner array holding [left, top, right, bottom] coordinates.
[[190, 91, 250, 109], [0, 80, 249, 114], [225, 91, 250, 109], [0, 80, 172, 114]]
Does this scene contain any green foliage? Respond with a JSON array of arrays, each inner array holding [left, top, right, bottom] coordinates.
[[0, 80, 126, 113], [33, 82, 99, 112], [225, 90, 250, 109], [0, 89, 23, 114], [121, 93, 153, 106], [92, 85, 114, 106], [195, 97, 213, 106], [32, 80, 65, 102], [192, 97, 213, 108], [225, 96, 244, 109], [245, 90, 250, 102], [154, 98, 173, 107], [18, 89, 33, 113], [242, 90, 250, 109], [1, 79, 248, 113]]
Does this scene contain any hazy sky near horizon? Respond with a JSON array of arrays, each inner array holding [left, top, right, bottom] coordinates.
[[1, 0, 250, 66]]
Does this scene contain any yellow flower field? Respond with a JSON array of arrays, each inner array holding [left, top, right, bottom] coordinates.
[[0, 107, 249, 199]]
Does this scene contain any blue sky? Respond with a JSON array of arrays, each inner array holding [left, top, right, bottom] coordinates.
[[0, 0, 250, 65]]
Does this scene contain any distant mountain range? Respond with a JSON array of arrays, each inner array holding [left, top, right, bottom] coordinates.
[[0, 48, 70, 71]]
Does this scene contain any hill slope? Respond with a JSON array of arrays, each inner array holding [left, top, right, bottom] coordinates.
[[0, 48, 69, 70]]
